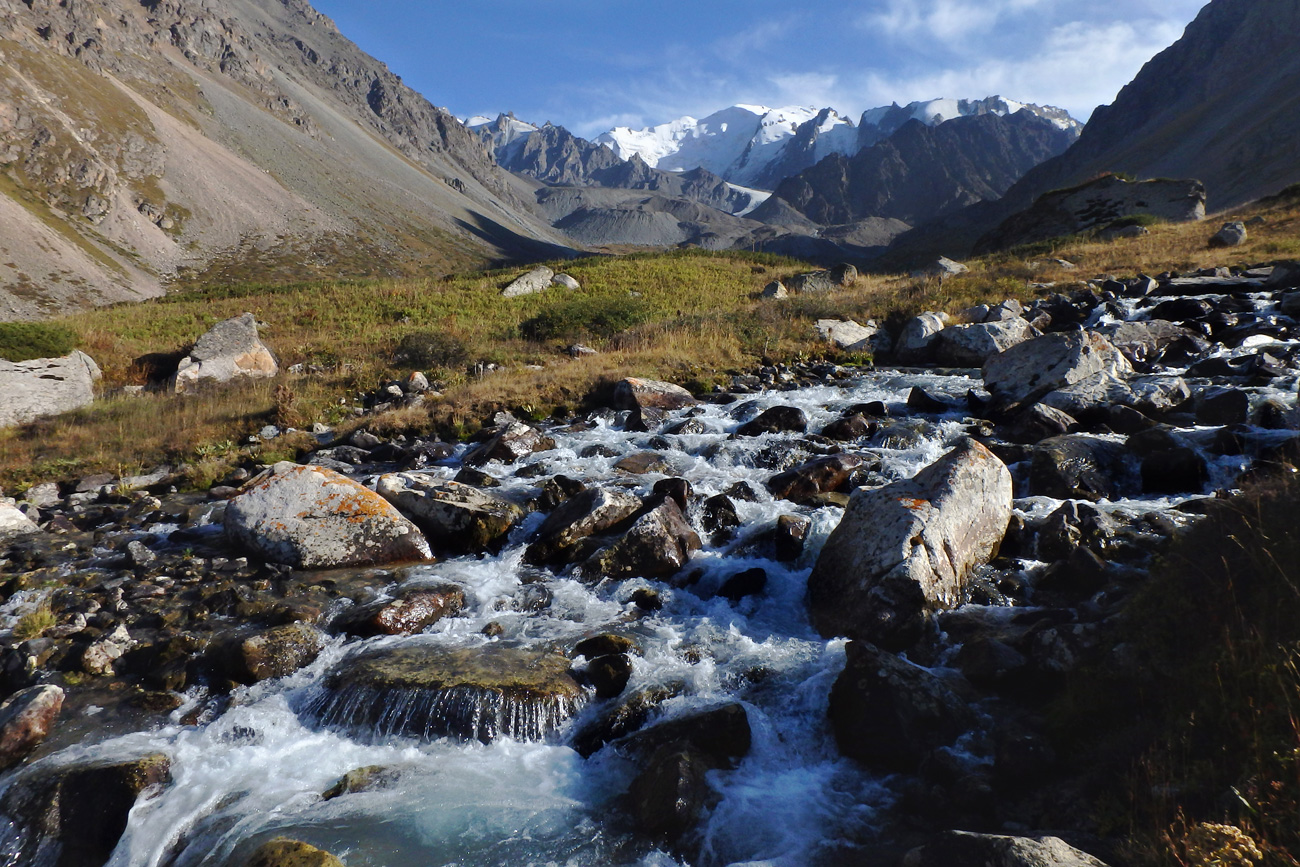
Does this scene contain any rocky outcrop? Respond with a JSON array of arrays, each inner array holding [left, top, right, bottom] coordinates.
[[807, 439, 1013, 647], [224, 464, 432, 568], [0, 351, 101, 426], [977, 175, 1206, 253], [173, 314, 277, 393]]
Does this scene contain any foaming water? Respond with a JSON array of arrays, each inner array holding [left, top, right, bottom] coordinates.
[[1, 363, 1259, 867]]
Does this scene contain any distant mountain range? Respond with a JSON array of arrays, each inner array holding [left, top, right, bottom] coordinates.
[[5, 0, 1300, 319]]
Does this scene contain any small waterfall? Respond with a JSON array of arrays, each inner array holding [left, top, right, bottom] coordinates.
[[301, 644, 590, 744]]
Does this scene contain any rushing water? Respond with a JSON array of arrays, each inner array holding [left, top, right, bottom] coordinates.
[[7, 277, 1300, 867]]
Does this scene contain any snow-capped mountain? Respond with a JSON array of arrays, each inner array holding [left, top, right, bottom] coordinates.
[[596, 98, 1081, 189], [596, 104, 858, 187]]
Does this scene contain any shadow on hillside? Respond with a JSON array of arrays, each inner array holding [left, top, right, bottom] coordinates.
[[456, 212, 580, 267]]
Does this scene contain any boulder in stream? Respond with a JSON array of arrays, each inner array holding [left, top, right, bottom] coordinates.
[[375, 474, 524, 553], [525, 487, 643, 565], [246, 838, 346, 867], [767, 454, 864, 505], [582, 499, 701, 582], [983, 331, 1131, 408], [311, 643, 586, 743], [612, 378, 696, 411], [224, 464, 432, 568], [903, 830, 1111, 867], [807, 439, 1012, 648]]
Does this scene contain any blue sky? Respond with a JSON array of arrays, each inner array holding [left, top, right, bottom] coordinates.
[[312, 0, 1209, 136]]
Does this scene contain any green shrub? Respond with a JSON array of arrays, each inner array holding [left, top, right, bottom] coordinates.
[[394, 331, 467, 370], [0, 322, 77, 362], [519, 296, 653, 342]]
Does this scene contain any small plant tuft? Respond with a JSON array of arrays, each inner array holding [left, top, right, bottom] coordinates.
[[0, 322, 77, 362]]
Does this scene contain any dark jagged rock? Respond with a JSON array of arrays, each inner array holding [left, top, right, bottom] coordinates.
[[525, 487, 643, 565], [830, 642, 974, 772], [334, 585, 465, 638], [735, 406, 808, 437], [767, 454, 865, 505], [375, 475, 524, 553], [582, 500, 701, 582], [1030, 436, 1133, 502]]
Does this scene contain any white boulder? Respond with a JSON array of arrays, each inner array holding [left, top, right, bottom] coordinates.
[[0, 350, 100, 427], [173, 313, 277, 393]]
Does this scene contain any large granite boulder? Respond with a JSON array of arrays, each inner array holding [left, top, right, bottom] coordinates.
[[0, 685, 64, 771], [893, 313, 948, 364], [807, 439, 1012, 648], [173, 313, 277, 393], [310, 644, 585, 742], [612, 377, 697, 411], [375, 474, 525, 553], [0, 350, 100, 427], [502, 266, 555, 297], [935, 319, 1036, 367], [225, 464, 432, 568], [983, 331, 1131, 408]]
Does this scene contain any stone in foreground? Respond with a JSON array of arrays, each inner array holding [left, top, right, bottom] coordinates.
[[904, 830, 1111, 867], [310, 643, 586, 742], [225, 464, 432, 568], [807, 439, 1012, 648], [173, 313, 277, 393], [0, 350, 101, 428], [0, 685, 64, 771]]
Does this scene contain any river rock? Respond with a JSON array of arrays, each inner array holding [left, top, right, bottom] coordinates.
[[336, 585, 465, 637], [613, 378, 696, 411], [1030, 435, 1131, 501], [775, 514, 811, 561], [904, 831, 1111, 867], [1040, 373, 1190, 421], [525, 487, 643, 565], [0, 499, 40, 541], [829, 641, 974, 772], [375, 474, 524, 552], [1097, 320, 1199, 368], [894, 313, 948, 363], [0, 752, 172, 867], [935, 319, 1036, 367], [231, 624, 326, 683], [1208, 221, 1247, 248], [582, 499, 700, 581], [463, 421, 543, 466], [767, 454, 864, 505], [0, 685, 64, 771], [312, 644, 585, 742], [502, 265, 555, 297], [173, 313, 277, 393], [807, 439, 1012, 648], [247, 838, 345, 867], [983, 331, 1131, 408], [0, 350, 101, 427], [627, 744, 715, 842], [224, 464, 432, 568], [735, 405, 807, 436]]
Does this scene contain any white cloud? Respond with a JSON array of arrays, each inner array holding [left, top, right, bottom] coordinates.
[[852, 17, 1191, 120], [858, 0, 1053, 45]]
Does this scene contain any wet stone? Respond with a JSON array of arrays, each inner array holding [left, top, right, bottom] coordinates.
[[311, 644, 586, 743]]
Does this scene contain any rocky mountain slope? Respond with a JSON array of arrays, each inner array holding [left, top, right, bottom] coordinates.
[[994, 0, 1300, 215], [750, 111, 1078, 230], [0, 0, 571, 320]]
